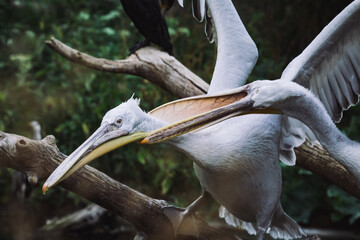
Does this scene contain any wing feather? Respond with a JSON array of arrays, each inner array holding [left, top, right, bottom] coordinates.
[[330, 70, 348, 110], [177, 0, 183, 7], [315, 74, 333, 116], [348, 48, 360, 79], [281, 0, 360, 122], [338, 57, 352, 81], [192, 0, 205, 22], [327, 73, 343, 120], [322, 76, 338, 118], [204, 5, 215, 43], [279, 1, 360, 164]]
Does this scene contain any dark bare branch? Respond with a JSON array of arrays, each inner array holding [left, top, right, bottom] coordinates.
[[45, 37, 208, 98], [295, 142, 360, 199], [0, 131, 240, 240]]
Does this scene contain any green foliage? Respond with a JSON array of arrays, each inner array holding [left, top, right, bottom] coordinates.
[[281, 164, 328, 224], [0, 0, 359, 236], [327, 186, 360, 224]]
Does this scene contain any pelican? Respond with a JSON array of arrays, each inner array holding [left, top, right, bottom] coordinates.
[[144, 79, 360, 186], [142, 0, 360, 224], [42, 0, 360, 239], [120, 0, 175, 55]]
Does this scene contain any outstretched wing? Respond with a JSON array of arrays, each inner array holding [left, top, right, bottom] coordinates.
[[279, 0, 360, 165], [281, 0, 360, 122]]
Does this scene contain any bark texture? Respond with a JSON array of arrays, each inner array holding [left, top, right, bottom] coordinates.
[[45, 38, 208, 98], [0, 131, 239, 240]]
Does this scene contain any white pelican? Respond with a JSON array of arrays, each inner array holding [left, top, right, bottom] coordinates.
[[142, 0, 360, 232], [145, 78, 360, 189], [40, 0, 360, 239]]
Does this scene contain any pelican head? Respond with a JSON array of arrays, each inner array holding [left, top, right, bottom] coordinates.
[[43, 98, 154, 193], [246, 80, 309, 110]]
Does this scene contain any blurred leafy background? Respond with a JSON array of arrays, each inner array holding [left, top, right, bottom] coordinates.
[[0, 0, 359, 239]]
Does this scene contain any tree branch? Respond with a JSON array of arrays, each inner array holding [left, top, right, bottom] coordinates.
[[45, 37, 360, 200], [45, 37, 208, 98], [0, 131, 240, 240], [295, 142, 359, 199]]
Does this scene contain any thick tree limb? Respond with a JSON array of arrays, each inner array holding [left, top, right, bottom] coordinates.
[[45, 37, 360, 200], [0, 131, 240, 240], [45, 37, 208, 98], [295, 142, 359, 199]]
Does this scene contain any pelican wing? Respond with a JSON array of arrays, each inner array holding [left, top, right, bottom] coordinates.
[[149, 90, 247, 124], [192, 0, 206, 22], [278, 0, 360, 165], [177, 0, 183, 7], [281, 0, 360, 122], [204, 5, 215, 43]]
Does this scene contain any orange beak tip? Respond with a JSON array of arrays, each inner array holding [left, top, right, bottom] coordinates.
[[42, 184, 48, 195], [139, 138, 149, 144]]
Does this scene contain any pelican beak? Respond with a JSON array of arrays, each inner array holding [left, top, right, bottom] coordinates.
[[42, 124, 148, 193], [141, 89, 281, 144]]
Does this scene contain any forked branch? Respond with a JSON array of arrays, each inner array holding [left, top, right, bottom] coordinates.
[[45, 37, 208, 98]]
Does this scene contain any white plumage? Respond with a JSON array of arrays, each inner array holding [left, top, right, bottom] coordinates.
[[278, 0, 360, 166]]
